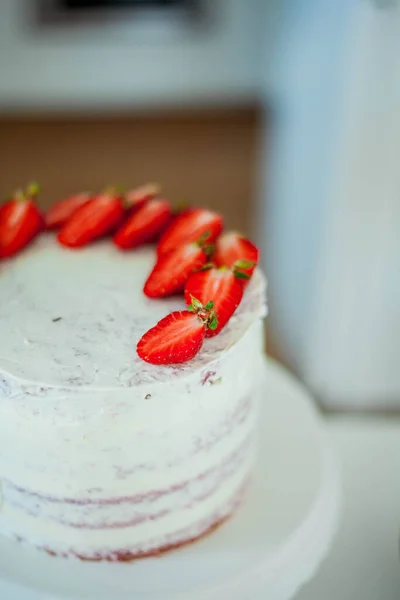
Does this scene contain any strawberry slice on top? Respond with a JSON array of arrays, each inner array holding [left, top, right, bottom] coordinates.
[[125, 182, 160, 212], [213, 231, 259, 284], [113, 198, 172, 250], [45, 192, 91, 230], [144, 241, 208, 298], [57, 189, 125, 248], [137, 303, 217, 365], [157, 208, 223, 256], [184, 267, 243, 336], [0, 182, 42, 259]]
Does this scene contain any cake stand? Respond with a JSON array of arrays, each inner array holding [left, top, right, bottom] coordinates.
[[0, 359, 341, 600]]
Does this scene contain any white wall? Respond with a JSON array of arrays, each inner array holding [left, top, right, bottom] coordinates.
[[305, 1, 400, 408], [259, 0, 400, 409], [0, 0, 267, 111], [257, 0, 356, 370]]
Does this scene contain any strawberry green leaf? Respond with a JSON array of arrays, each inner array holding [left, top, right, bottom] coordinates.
[[234, 259, 256, 269], [105, 184, 126, 195], [196, 230, 212, 245], [173, 200, 189, 215], [205, 300, 214, 310], [202, 243, 215, 258], [189, 295, 204, 310], [200, 262, 214, 271], [27, 182, 40, 197], [209, 315, 218, 330], [234, 271, 251, 280]]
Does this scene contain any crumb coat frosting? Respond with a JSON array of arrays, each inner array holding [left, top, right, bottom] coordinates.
[[0, 234, 267, 558]]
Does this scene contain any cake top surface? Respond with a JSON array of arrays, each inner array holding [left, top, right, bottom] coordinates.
[[0, 235, 266, 390]]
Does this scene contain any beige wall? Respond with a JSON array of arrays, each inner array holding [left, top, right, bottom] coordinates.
[[0, 108, 260, 235]]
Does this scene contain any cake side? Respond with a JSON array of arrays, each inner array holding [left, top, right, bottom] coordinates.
[[0, 235, 267, 559], [0, 321, 264, 558]]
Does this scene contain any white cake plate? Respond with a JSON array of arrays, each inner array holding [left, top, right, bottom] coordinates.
[[0, 359, 341, 600]]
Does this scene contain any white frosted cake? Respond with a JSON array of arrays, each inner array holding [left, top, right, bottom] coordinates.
[[0, 234, 267, 560]]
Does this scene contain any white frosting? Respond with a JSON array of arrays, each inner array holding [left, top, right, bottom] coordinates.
[[0, 235, 267, 558]]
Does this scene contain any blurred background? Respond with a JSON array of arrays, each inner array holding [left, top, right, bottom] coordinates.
[[0, 0, 399, 413], [1, 2, 400, 598]]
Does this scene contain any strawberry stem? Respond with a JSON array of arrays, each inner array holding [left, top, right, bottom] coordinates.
[[26, 182, 39, 197], [173, 200, 189, 215], [13, 182, 39, 202], [104, 184, 125, 196], [187, 295, 218, 330]]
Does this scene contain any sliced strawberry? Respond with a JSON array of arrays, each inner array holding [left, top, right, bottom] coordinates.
[[125, 182, 160, 212], [157, 208, 223, 256], [144, 241, 207, 298], [184, 267, 243, 336], [45, 192, 91, 229], [57, 191, 125, 248], [213, 232, 259, 285], [137, 304, 217, 364], [113, 198, 172, 250], [0, 182, 42, 259]]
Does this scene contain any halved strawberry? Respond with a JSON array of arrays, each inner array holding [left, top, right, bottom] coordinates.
[[137, 305, 217, 365], [113, 198, 172, 250], [144, 241, 207, 298], [213, 232, 259, 285], [0, 182, 42, 259], [57, 190, 125, 248], [125, 182, 160, 212], [184, 267, 243, 336], [157, 208, 223, 256], [45, 192, 91, 229]]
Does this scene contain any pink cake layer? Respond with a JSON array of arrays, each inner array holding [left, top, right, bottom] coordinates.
[[5, 433, 251, 530], [40, 479, 249, 562]]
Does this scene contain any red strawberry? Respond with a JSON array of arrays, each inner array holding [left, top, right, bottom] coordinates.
[[45, 192, 91, 229], [125, 182, 160, 211], [184, 267, 243, 336], [113, 198, 172, 250], [144, 241, 207, 298], [157, 208, 223, 256], [0, 182, 42, 259], [137, 306, 217, 365], [57, 190, 125, 248], [213, 232, 259, 285]]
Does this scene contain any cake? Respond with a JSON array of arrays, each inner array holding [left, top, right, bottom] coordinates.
[[0, 187, 267, 560]]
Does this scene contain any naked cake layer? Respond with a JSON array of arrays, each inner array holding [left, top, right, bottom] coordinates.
[[0, 235, 267, 558]]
